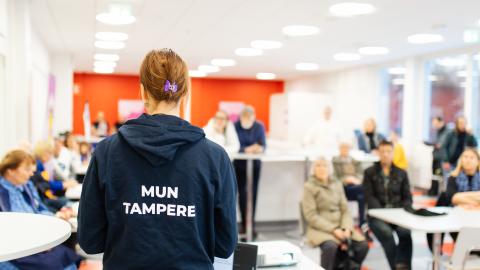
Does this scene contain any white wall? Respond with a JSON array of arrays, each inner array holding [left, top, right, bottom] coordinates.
[[286, 66, 382, 137], [0, 0, 74, 155]]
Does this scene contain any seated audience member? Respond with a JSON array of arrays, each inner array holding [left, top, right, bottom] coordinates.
[[390, 130, 408, 170], [0, 149, 81, 270], [203, 110, 240, 153], [356, 118, 385, 154], [427, 148, 480, 252], [32, 140, 77, 210], [363, 140, 413, 270], [54, 136, 76, 180], [78, 142, 92, 168], [428, 116, 450, 195], [92, 111, 109, 137], [332, 141, 366, 228], [303, 157, 369, 270], [443, 116, 478, 170], [303, 106, 340, 156]]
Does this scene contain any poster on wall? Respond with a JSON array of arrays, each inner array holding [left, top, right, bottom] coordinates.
[[219, 101, 245, 123], [118, 100, 144, 121]]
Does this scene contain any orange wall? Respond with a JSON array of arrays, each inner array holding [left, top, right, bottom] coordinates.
[[73, 73, 284, 134], [190, 78, 283, 130]]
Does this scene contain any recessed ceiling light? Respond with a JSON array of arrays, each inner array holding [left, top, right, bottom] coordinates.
[[392, 78, 405, 85], [329, 2, 376, 17], [295, 63, 319, 71], [407, 34, 444, 44], [235, 48, 263, 56], [94, 41, 125, 50], [333, 52, 361, 61], [256, 73, 276, 80], [358, 46, 390, 55], [251, 40, 283, 49], [95, 32, 128, 41], [198, 65, 220, 73], [388, 67, 406, 75], [189, 70, 207, 78], [429, 75, 438, 81], [94, 61, 117, 68], [211, 59, 236, 67], [94, 53, 120, 61], [282, 25, 319, 37], [94, 67, 114, 74]]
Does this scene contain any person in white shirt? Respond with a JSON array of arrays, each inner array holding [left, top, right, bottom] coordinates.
[[203, 111, 240, 154], [303, 106, 340, 156]]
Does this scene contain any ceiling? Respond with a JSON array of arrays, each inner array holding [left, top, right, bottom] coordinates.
[[30, 0, 480, 80]]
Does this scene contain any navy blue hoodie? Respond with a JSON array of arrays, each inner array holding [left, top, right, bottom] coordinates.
[[78, 114, 237, 270]]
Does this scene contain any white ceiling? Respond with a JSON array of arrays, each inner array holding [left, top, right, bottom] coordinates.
[[30, 0, 480, 79]]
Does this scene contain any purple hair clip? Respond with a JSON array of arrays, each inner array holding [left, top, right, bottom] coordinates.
[[164, 80, 178, 93]]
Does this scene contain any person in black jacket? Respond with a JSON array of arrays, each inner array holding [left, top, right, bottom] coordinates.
[[78, 49, 238, 270], [363, 140, 413, 270], [427, 116, 450, 196], [443, 116, 477, 170]]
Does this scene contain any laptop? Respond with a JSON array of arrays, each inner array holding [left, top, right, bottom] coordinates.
[[214, 243, 258, 270]]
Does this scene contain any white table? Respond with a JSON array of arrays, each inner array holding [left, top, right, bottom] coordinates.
[[368, 207, 480, 270], [65, 184, 83, 200], [0, 212, 72, 262], [266, 254, 323, 270]]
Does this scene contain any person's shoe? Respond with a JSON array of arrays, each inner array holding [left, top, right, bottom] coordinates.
[[361, 223, 373, 242]]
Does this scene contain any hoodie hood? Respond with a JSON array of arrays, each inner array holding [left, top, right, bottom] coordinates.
[[118, 114, 205, 166]]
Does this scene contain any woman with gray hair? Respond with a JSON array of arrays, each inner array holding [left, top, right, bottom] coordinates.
[[302, 157, 369, 270]]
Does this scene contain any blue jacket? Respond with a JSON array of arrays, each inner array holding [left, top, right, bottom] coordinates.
[[78, 114, 237, 270]]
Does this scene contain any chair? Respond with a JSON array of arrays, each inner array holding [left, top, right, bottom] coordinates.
[[440, 227, 480, 270]]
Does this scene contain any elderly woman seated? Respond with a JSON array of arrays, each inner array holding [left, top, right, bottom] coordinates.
[[0, 149, 81, 270], [302, 157, 369, 270]]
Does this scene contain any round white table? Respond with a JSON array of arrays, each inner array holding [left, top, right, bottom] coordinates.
[[0, 212, 72, 262]]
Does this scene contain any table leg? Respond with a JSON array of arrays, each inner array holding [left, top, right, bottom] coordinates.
[[246, 159, 253, 242], [432, 232, 441, 270]]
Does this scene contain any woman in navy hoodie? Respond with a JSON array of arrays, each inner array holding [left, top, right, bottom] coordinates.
[[78, 49, 238, 270]]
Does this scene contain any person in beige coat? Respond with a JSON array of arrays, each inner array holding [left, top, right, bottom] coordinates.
[[302, 157, 369, 270]]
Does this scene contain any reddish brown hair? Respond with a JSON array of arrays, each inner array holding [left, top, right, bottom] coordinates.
[[139, 49, 189, 104], [0, 149, 35, 176]]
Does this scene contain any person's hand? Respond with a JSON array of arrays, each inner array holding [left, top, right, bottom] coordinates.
[[251, 144, 263, 154], [343, 229, 352, 239], [333, 228, 345, 241], [63, 179, 79, 189], [442, 162, 451, 171], [244, 145, 256, 154], [460, 204, 480, 210], [55, 209, 72, 220]]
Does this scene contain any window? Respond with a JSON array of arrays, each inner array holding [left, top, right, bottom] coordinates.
[[426, 55, 467, 139], [473, 54, 480, 138], [380, 66, 405, 135]]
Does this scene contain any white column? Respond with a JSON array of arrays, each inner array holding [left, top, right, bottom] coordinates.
[[51, 52, 74, 134], [402, 57, 426, 154]]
